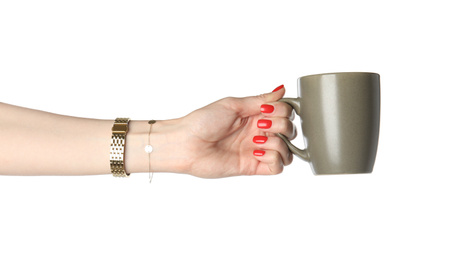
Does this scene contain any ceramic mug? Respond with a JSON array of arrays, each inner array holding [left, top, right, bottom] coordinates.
[[277, 72, 380, 175]]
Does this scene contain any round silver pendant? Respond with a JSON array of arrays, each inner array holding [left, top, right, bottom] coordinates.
[[145, 145, 153, 153]]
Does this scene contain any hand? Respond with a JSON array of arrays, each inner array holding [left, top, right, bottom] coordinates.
[[177, 86, 296, 178], [0, 88, 295, 177]]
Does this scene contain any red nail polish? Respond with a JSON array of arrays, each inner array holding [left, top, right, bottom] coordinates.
[[257, 119, 272, 129], [253, 136, 268, 144], [272, 85, 284, 92], [253, 150, 266, 156], [260, 104, 274, 114]]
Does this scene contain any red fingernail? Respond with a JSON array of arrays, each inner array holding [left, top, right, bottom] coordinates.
[[272, 85, 284, 92], [260, 104, 274, 114], [253, 150, 266, 156], [257, 119, 272, 129], [253, 136, 268, 144]]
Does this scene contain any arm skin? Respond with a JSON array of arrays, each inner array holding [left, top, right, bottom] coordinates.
[[0, 87, 296, 178]]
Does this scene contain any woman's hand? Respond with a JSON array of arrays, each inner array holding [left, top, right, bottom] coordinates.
[[170, 85, 296, 178], [1, 88, 295, 177]]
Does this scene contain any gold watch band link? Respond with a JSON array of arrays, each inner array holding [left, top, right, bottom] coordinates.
[[110, 118, 130, 177]]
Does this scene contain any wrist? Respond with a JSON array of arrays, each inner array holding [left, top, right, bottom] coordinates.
[[125, 118, 189, 174]]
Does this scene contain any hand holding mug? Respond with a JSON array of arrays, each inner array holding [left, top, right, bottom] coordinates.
[[174, 86, 294, 178]]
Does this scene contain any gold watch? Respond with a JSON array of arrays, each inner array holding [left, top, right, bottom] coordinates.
[[110, 118, 130, 177]]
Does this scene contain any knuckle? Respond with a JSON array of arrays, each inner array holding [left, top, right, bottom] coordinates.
[[221, 96, 237, 104], [274, 136, 285, 148], [280, 102, 293, 113], [286, 104, 294, 114], [272, 164, 283, 175], [285, 152, 294, 166], [273, 135, 293, 166], [272, 103, 289, 118], [220, 97, 240, 110], [275, 137, 293, 166], [268, 153, 283, 175], [267, 151, 277, 161], [278, 118, 290, 133], [258, 93, 270, 101]]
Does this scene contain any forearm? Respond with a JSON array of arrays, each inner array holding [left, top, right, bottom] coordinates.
[[0, 102, 186, 176]]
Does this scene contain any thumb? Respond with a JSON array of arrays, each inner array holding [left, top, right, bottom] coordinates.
[[237, 85, 285, 117]]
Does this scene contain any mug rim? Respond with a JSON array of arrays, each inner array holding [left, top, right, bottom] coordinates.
[[300, 71, 379, 80]]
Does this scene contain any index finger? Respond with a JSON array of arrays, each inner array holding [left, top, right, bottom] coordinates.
[[260, 101, 294, 120]]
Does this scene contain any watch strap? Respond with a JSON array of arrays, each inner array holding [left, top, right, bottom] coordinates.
[[110, 118, 130, 177]]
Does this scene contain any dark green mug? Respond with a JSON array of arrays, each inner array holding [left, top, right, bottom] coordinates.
[[277, 72, 380, 175]]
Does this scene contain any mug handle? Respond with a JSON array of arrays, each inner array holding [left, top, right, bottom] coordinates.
[[275, 97, 310, 162]]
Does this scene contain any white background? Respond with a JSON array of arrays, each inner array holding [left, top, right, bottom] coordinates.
[[1, 0, 448, 259]]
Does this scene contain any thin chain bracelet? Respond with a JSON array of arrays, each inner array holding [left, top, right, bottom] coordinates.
[[145, 120, 156, 183]]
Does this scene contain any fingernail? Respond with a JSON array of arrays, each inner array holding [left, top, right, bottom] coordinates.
[[260, 104, 274, 114], [257, 119, 272, 129], [253, 136, 268, 144], [253, 150, 266, 156], [272, 85, 284, 92]]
